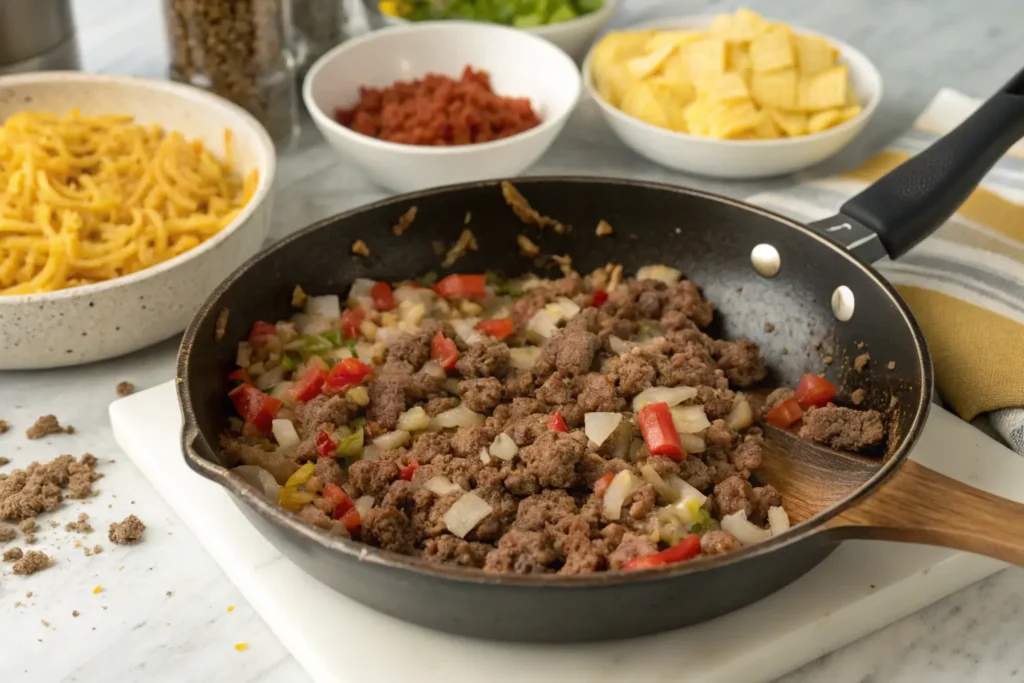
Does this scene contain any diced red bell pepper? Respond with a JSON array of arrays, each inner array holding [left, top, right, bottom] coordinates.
[[228, 383, 282, 432], [430, 331, 459, 371], [637, 402, 685, 460], [341, 308, 365, 339], [593, 472, 615, 497], [766, 397, 804, 428], [248, 321, 277, 345], [623, 534, 702, 571], [548, 412, 568, 433], [370, 281, 396, 311], [475, 317, 514, 341], [324, 357, 373, 395], [316, 429, 337, 458], [433, 274, 487, 299], [227, 367, 251, 383], [323, 483, 355, 518], [794, 374, 836, 409], [287, 365, 326, 403], [399, 460, 419, 481], [339, 506, 361, 533], [592, 290, 608, 307]]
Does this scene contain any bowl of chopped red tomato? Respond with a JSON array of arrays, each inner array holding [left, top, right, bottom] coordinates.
[[302, 21, 581, 193]]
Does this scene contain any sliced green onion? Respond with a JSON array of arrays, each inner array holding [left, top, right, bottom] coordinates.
[[301, 334, 334, 355], [281, 353, 299, 372], [349, 417, 367, 430], [322, 330, 342, 347], [336, 429, 364, 457], [415, 271, 438, 287]]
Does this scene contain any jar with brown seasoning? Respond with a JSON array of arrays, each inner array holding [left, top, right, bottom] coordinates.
[[164, 0, 301, 145]]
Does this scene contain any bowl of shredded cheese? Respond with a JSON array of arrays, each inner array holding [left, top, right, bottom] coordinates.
[[0, 72, 276, 369]]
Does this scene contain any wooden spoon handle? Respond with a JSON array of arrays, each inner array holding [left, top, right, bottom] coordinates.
[[825, 459, 1024, 565]]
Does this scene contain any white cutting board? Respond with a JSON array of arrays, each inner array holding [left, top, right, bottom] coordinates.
[[110, 381, 1023, 683]]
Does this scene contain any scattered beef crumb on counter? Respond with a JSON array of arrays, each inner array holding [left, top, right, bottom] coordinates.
[[392, 206, 418, 237], [116, 382, 135, 397], [66, 513, 93, 533], [218, 258, 888, 576], [0, 525, 15, 543], [0, 419, 8, 434], [12, 550, 52, 575], [25, 415, 74, 440], [3, 546, 23, 561], [109, 514, 146, 544], [19, 518, 37, 534], [0, 453, 100, 521], [0, 457, 9, 467]]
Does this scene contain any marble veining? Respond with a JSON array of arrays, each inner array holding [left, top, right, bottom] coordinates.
[[0, 0, 1022, 681]]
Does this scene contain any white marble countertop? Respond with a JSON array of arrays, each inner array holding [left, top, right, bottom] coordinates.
[[1, 0, 1023, 681]]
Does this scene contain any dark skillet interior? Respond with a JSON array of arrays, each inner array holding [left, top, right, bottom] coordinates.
[[178, 177, 929, 641]]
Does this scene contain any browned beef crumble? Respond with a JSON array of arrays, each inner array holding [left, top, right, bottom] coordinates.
[[25, 415, 74, 440], [220, 266, 887, 575], [0, 419, 8, 434], [108, 514, 146, 545], [12, 550, 51, 575], [116, 382, 135, 397]]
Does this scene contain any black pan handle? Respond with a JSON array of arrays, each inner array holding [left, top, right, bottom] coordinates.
[[809, 66, 1024, 263]]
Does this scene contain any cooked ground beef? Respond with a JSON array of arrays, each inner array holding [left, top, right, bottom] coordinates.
[[219, 264, 887, 574]]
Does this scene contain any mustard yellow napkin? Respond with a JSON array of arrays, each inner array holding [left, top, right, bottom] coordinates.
[[747, 89, 1024, 453]]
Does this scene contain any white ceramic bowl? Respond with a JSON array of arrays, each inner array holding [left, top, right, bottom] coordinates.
[[363, 0, 622, 61], [303, 22, 581, 194], [0, 72, 276, 370], [582, 17, 883, 179]]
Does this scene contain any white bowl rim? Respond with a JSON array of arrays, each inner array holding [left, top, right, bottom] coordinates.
[[302, 20, 582, 157], [581, 15, 884, 148], [0, 71, 277, 305], [371, 0, 621, 35]]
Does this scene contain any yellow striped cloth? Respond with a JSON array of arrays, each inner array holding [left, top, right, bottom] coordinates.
[[747, 89, 1024, 453]]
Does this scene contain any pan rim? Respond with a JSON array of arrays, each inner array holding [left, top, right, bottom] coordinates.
[[176, 175, 933, 589]]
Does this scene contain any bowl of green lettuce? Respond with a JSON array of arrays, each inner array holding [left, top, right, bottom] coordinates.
[[362, 0, 621, 61]]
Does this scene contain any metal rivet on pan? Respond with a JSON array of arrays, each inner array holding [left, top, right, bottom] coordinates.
[[750, 244, 781, 277], [831, 285, 855, 321]]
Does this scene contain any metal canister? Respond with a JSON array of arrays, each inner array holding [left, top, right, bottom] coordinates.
[[0, 0, 80, 75]]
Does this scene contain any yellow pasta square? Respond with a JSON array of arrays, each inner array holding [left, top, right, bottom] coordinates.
[[727, 44, 753, 84], [620, 82, 670, 129], [659, 52, 693, 85], [753, 110, 783, 139], [687, 38, 728, 80], [698, 72, 750, 103], [648, 77, 695, 131], [591, 31, 654, 73], [645, 30, 702, 54], [794, 34, 838, 76], [839, 105, 862, 122], [627, 44, 677, 80], [766, 107, 808, 136], [594, 63, 637, 107], [807, 108, 844, 133], [707, 100, 762, 138], [683, 100, 710, 136], [750, 68, 798, 110], [710, 7, 768, 43], [749, 26, 795, 72], [799, 66, 849, 111]]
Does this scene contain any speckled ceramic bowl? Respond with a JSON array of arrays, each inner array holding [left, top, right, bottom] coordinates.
[[0, 72, 276, 370]]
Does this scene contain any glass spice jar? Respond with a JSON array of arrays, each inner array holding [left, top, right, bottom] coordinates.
[[163, 0, 301, 145], [290, 0, 345, 77]]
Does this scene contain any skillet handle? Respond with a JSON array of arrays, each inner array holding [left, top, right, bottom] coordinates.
[[824, 459, 1024, 565], [809, 66, 1024, 262]]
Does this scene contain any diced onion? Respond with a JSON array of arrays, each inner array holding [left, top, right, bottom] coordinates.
[[768, 506, 791, 536], [678, 432, 706, 454], [271, 419, 300, 448], [354, 495, 375, 518], [640, 463, 679, 503], [303, 315, 336, 336], [608, 336, 636, 355], [394, 285, 435, 306], [450, 318, 483, 345], [375, 327, 406, 347], [236, 342, 252, 367], [666, 475, 707, 508], [602, 470, 639, 521], [431, 403, 485, 430], [488, 433, 519, 461], [424, 475, 463, 496], [525, 308, 561, 342], [670, 405, 711, 434], [632, 385, 698, 412], [546, 297, 581, 321], [509, 346, 542, 371], [325, 347, 354, 364], [442, 378, 461, 395], [354, 342, 376, 362], [231, 465, 280, 502], [667, 495, 705, 527], [721, 510, 772, 545], [270, 381, 294, 402], [636, 265, 682, 284], [479, 447, 491, 465], [291, 313, 311, 334], [421, 360, 446, 380], [373, 430, 411, 450], [584, 412, 622, 447], [726, 396, 754, 431], [347, 279, 376, 310], [305, 295, 341, 319], [397, 406, 431, 432], [254, 364, 284, 391], [443, 492, 494, 539]]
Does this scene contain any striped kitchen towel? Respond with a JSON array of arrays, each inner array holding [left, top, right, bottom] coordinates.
[[746, 89, 1024, 454]]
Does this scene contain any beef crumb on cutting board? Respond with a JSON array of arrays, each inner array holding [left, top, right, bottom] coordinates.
[[109, 514, 146, 545], [25, 415, 74, 440]]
